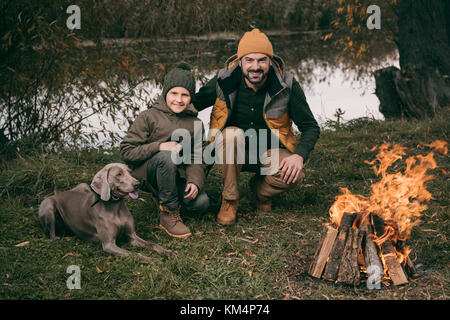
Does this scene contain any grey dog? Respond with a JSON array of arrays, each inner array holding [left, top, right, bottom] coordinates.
[[38, 163, 175, 261]]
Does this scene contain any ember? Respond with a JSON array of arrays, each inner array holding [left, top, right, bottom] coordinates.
[[309, 140, 447, 287]]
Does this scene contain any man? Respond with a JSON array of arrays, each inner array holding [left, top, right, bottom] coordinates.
[[193, 29, 320, 225]]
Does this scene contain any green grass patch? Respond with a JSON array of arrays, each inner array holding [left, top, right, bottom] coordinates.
[[0, 117, 448, 300]]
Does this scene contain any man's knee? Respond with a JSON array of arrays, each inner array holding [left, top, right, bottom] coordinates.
[[216, 127, 245, 165], [264, 169, 304, 191], [222, 126, 244, 137], [216, 126, 245, 147]]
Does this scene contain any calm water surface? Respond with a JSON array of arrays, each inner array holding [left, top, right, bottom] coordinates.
[[90, 32, 398, 143]]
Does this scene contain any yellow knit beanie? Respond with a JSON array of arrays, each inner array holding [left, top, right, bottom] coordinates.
[[237, 28, 273, 59]]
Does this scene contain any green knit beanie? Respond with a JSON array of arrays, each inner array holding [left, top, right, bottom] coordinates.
[[162, 62, 196, 99]]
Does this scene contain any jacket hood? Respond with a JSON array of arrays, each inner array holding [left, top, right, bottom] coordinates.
[[153, 95, 198, 117]]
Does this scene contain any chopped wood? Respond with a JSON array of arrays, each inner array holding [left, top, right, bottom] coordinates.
[[309, 225, 338, 278], [372, 214, 409, 286], [360, 216, 384, 281], [337, 227, 364, 285], [309, 212, 415, 287], [380, 241, 409, 285], [323, 213, 356, 281]]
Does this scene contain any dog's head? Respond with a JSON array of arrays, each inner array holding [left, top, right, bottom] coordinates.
[[91, 163, 140, 201]]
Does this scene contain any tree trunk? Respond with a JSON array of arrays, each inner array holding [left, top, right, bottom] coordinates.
[[375, 0, 450, 120]]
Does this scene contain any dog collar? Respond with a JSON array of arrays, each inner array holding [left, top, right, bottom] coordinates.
[[89, 184, 122, 207]]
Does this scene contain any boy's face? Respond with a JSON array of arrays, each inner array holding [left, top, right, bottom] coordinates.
[[166, 86, 191, 113]]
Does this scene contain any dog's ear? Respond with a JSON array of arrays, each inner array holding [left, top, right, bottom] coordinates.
[[91, 166, 111, 201]]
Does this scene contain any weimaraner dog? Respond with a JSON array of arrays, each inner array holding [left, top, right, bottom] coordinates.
[[39, 163, 175, 261]]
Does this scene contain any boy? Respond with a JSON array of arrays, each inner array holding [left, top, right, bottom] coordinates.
[[120, 63, 209, 238]]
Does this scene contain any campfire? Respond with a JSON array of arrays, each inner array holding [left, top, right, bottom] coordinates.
[[309, 140, 447, 287]]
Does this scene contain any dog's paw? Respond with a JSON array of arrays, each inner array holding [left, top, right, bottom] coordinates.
[[136, 253, 157, 263]]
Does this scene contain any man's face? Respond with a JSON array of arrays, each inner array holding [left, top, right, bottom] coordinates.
[[165, 86, 191, 113], [240, 53, 271, 86]]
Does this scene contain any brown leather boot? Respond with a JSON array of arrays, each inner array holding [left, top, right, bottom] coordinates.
[[159, 205, 192, 239], [250, 175, 272, 212], [217, 198, 239, 225]]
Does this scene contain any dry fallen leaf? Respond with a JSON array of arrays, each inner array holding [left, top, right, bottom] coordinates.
[[245, 250, 257, 258], [14, 241, 30, 247], [96, 266, 103, 273]]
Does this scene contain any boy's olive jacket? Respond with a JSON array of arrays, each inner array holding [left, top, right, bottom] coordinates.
[[120, 95, 207, 191]]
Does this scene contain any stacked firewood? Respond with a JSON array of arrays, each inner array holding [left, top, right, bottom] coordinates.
[[309, 212, 418, 286]]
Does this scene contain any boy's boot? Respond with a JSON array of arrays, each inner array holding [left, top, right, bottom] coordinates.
[[159, 205, 192, 239]]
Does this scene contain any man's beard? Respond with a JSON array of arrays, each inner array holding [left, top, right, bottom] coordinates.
[[243, 68, 269, 85]]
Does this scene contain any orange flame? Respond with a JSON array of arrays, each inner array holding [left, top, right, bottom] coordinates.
[[329, 141, 440, 242], [419, 140, 448, 155]]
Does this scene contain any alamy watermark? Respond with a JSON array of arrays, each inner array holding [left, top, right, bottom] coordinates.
[[366, 265, 382, 290], [367, 5, 381, 30], [66, 265, 81, 289], [66, 5, 81, 30]]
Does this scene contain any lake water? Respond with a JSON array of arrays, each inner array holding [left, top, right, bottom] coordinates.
[[88, 32, 399, 144]]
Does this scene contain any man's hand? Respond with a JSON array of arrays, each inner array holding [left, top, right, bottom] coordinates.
[[279, 154, 304, 184], [184, 183, 199, 200], [159, 141, 182, 153]]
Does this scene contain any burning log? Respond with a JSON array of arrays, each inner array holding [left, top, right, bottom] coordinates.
[[360, 218, 384, 284], [309, 212, 416, 287], [323, 213, 356, 282], [372, 215, 409, 286], [337, 227, 363, 285]]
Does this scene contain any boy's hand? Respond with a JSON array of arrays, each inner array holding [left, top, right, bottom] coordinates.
[[184, 183, 199, 200], [159, 141, 182, 153]]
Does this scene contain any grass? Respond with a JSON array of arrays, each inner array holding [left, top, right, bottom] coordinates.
[[0, 117, 448, 300]]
